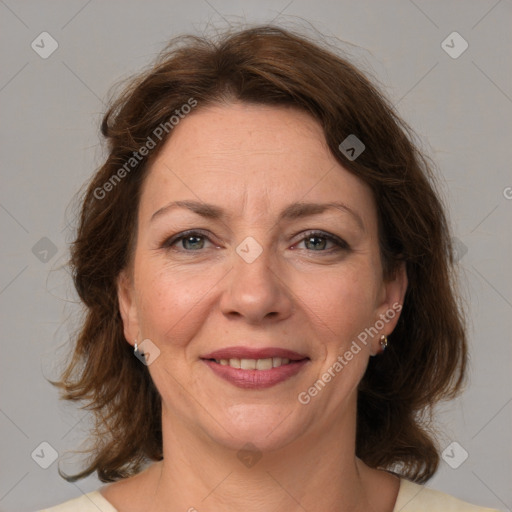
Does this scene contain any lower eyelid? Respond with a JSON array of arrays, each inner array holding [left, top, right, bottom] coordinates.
[[296, 239, 347, 251]]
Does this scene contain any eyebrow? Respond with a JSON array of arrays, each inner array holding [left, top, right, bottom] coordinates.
[[150, 200, 365, 230]]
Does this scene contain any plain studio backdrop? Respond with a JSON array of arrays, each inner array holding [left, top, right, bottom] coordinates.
[[0, 1, 511, 511]]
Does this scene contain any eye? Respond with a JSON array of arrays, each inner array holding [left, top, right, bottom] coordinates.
[[294, 231, 349, 253], [160, 229, 350, 254], [160, 230, 215, 251]]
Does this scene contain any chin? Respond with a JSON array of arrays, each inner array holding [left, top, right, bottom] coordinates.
[[206, 402, 308, 453]]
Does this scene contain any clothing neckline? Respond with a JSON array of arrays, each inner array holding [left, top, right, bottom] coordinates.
[[93, 477, 415, 512]]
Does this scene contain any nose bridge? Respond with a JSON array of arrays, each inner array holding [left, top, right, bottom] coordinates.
[[220, 234, 292, 322]]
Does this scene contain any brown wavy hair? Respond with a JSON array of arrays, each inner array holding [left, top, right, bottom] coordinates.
[[55, 24, 467, 484]]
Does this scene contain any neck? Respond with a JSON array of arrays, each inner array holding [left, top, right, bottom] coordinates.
[[147, 398, 377, 512]]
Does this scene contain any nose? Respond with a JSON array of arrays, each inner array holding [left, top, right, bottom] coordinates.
[[219, 242, 293, 324]]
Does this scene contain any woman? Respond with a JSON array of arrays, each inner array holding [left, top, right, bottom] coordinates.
[[41, 25, 500, 511]]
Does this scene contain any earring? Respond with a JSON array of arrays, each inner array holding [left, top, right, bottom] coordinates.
[[134, 340, 139, 355], [379, 335, 388, 352]]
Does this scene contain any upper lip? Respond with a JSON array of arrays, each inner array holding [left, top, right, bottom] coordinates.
[[201, 346, 309, 361]]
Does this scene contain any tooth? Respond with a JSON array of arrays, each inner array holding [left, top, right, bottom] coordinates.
[[282, 358, 290, 365], [240, 358, 256, 370], [229, 358, 241, 368], [256, 358, 273, 370], [272, 357, 282, 368], [219, 359, 229, 365]]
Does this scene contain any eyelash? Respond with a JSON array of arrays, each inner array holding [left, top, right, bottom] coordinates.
[[160, 229, 350, 254]]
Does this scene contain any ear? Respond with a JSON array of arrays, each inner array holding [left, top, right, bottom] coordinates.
[[117, 269, 140, 347], [371, 261, 408, 355]]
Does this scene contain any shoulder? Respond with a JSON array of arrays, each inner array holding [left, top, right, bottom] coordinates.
[[395, 478, 502, 512], [38, 490, 117, 512]]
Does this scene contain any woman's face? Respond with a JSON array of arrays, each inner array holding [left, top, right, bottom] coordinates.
[[118, 102, 407, 451]]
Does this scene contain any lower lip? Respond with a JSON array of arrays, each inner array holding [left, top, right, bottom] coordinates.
[[202, 359, 309, 389]]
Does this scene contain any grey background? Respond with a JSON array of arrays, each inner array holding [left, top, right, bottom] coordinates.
[[0, 1, 511, 511]]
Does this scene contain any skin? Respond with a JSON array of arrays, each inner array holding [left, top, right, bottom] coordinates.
[[104, 102, 408, 512]]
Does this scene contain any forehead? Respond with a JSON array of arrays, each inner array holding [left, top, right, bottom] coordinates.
[[139, 102, 376, 226]]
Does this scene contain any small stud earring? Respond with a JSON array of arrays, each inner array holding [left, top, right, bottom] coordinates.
[[379, 335, 388, 352]]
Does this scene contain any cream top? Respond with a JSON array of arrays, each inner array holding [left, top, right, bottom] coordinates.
[[39, 478, 502, 511]]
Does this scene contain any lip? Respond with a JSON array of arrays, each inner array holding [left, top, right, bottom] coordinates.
[[202, 359, 309, 389], [201, 346, 308, 361], [200, 346, 310, 390]]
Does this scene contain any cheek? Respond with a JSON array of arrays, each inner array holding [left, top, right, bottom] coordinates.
[[296, 264, 379, 343], [134, 260, 222, 347]]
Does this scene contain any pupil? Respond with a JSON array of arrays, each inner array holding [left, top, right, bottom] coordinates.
[[184, 236, 203, 250], [306, 236, 325, 250]]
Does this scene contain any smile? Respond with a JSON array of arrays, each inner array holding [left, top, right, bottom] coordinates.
[[212, 357, 292, 369], [202, 358, 309, 389]]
